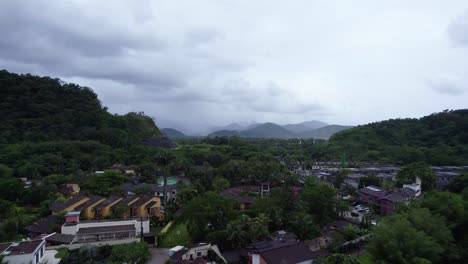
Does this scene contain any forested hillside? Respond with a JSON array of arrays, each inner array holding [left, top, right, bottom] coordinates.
[[0, 70, 166, 178], [0, 70, 161, 148], [326, 110, 468, 165]]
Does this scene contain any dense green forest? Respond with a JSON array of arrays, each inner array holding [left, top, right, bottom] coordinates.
[[325, 109, 468, 165], [0, 70, 161, 147]]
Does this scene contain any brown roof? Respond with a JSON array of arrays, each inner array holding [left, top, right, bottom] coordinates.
[[111, 196, 140, 209], [0, 243, 10, 253], [76, 224, 135, 235], [49, 195, 88, 212], [0, 240, 44, 256], [93, 195, 122, 210], [131, 195, 157, 207], [75, 196, 104, 211], [221, 186, 261, 204]]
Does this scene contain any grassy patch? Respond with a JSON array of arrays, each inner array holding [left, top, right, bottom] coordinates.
[[159, 223, 190, 247], [55, 247, 68, 259], [358, 253, 375, 264]]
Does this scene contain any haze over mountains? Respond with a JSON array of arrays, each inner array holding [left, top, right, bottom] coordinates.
[[161, 120, 351, 139]]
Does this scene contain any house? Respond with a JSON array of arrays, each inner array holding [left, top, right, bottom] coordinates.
[[357, 185, 386, 208], [130, 195, 163, 219], [0, 240, 46, 264], [221, 184, 270, 210], [109, 196, 142, 219], [74, 196, 106, 219], [58, 183, 80, 195], [245, 240, 314, 264], [120, 183, 181, 202], [170, 243, 227, 264], [379, 188, 417, 215], [24, 215, 57, 238], [61, 211, 149, 243], [93, 195, 124, 219], [49, 195, 90, 214]]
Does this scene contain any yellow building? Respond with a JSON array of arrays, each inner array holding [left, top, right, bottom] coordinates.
[[130, 195, 163, 219], [109, 196, 141, 219], [75, 196, 107, 219], [93, 195, 124, 219], [49, 195, 90, 214]]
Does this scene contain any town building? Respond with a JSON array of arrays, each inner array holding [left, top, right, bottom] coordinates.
[[245, 240, 314, 264], [0, 240, 46, 264], [221, 184, 270, 210], [61, 211, 149, 243], [170, 243, 227, 264]]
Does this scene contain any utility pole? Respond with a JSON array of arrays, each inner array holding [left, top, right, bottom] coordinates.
[[140, 216, 144, 242]]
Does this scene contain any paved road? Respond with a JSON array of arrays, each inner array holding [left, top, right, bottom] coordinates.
[[148, 247, 170, 263]]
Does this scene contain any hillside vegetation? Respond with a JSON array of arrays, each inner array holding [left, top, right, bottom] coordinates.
[[0, 70, 167, 178], [325, 109, 468, 165], [0, 70, 161, 148]]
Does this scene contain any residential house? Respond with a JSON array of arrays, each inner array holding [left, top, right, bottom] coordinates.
[[74, 196, 106, 220], [109, 196, 141, 219], [93, 195, 124, 219], [58, 183, 80, 195], [49, 195, 90, 214], [245, 240, 314, 264], [120, 183, 180, 202], [170, 243, 227, 264], [357, 185, 386, 208], [0, 240, 46, 264], [24, 215, 57, 238], [379, 188, 417, 215], [130, 195, 163, 219], [221, 184, 270, 210]]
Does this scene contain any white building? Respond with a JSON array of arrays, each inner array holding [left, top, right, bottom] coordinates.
[[0, 240, 46, 264]]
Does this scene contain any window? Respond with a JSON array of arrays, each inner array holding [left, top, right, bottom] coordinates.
[[197, 252, 202, 257]]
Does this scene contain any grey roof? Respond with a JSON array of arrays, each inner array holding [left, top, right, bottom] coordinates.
[[45, 233, 75, 244], [24, 215, 57, 234], [247, 241, 315, 264], [358, 186, 386, 197], [76, 224, 135, 235]]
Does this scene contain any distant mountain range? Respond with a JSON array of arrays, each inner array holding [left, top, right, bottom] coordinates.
[[162, 120, 351, 139], [161, 128, 188, 138], [206, 121, 352, 139]]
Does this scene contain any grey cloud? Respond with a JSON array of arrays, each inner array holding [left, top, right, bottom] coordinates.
[[185, 28, 223, 46], [448, 9, 468, 46], [427, 77, 466, 95]]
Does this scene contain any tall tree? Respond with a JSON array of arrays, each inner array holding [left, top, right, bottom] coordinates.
[[396, 162, 435, 192]]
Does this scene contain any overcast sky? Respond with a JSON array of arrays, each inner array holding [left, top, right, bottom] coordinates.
[[1, 1, 468, 134]]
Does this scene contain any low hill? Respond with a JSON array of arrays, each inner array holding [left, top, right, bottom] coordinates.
[[0, 70, 162, 148], [240, 122, 295, 138], [326, 110, 468, 165], [208, 130, 240, 137], [298, 125, 352, 139], [284, 120, 328, 133], [161, 128, 188, 138]]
